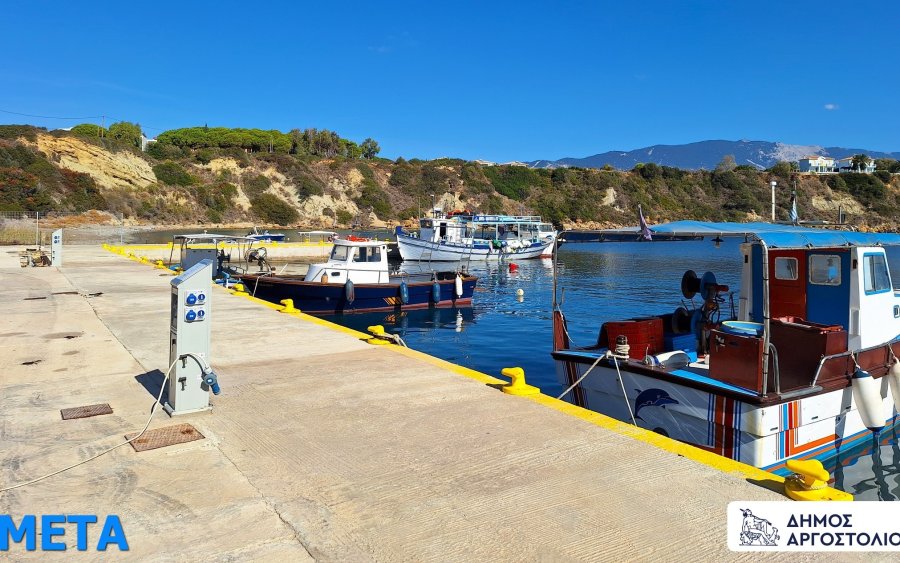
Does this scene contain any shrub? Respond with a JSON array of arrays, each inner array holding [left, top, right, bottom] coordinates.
[[841, 173, 885, 207], [243, 174, 271, 197], [153, 161, 196, 186], [293, 174, 324, 198], [354, 183, 392, 219], [146, 142, 188, 161], [195, 149, 215, 165], [482, 166, 546, 201], [336, 209, 354, 224], [250, 193, 298, 225]]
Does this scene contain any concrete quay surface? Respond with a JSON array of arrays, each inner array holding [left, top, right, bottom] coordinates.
[[0, 246, 867, 561]]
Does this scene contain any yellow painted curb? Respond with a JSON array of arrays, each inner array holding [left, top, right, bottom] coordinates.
[[204, 274, 855, 499]]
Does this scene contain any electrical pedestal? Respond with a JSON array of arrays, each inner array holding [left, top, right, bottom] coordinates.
[[164, 259, 214, 416]]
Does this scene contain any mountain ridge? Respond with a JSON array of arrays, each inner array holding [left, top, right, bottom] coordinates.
[[527, 140, 900, 171]]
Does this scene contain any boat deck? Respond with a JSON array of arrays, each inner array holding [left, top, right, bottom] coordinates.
[[0, 245, 849, 560]]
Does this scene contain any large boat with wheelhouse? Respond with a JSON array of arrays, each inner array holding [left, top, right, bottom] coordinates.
[[552, 221, 900, 474]]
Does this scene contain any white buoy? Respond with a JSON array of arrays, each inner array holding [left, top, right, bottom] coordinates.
[[852, 367, 885, 431], [516, 288, 524, 297], [454, 274, 463, 298], [887, 359, 900, 414]]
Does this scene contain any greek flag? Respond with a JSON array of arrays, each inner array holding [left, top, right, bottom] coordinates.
[[789, 191, 799, 225], [639, 204, 653, 241]]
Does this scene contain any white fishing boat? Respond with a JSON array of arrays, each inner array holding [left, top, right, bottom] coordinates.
[[552, 221, 900, 475], [395, 210, 557, 261]]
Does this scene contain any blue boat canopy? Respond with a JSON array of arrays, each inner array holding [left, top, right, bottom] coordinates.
[[599, 221, 900, 249]]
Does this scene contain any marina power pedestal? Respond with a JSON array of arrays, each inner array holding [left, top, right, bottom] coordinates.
[[50, 229, 62, 267], [163, 259, 215, 416]]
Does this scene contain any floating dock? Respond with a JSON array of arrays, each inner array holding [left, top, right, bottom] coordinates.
[[1, 246, 806, 559]]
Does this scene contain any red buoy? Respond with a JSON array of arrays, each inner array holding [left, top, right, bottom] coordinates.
[[508, 263, 519, 272]]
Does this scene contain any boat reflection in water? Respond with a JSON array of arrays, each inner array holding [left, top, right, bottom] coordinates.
[[829, 424, 900, 501], [321, 306, 477, 340]]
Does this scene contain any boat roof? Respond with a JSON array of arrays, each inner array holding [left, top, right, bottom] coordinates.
[[174, 234, 256, 242], [598, 220, 900, 249], [298, 230, 337, 235], [433, 214, 548, 224], [333, 237, 384, 247]]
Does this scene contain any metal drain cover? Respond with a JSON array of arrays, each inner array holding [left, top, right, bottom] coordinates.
[[126, 423, 204, 452], [60, 403, 113, 420]]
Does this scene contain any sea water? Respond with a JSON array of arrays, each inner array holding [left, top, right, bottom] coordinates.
[[324, 238, 900, 500]]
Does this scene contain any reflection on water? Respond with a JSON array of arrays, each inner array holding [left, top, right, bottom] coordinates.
[[320, 237, 900, 499], [829, 425, 900, 501]]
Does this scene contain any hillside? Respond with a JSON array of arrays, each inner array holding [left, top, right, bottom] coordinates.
[[528, 140, 900, 171], [1, 125, 899, 231]]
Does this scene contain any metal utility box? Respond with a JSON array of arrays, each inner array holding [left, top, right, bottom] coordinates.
[[51, 229, 62, 267], [164, 259, 213, 415], [183, 248, 218, 277]]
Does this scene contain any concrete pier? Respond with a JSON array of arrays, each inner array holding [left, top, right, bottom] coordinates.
[[0, 246, 851, 560]]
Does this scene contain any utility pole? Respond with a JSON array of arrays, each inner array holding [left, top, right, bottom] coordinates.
[[770, 180, 777, 221]]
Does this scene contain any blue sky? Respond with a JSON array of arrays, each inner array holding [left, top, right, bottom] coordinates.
[[2, 1, 898, 162]]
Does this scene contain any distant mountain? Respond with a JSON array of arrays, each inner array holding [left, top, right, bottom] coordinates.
[[527, 140, 900, 170]]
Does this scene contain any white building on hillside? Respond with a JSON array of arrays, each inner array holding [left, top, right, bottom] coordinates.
[[798, 155, 836, 173], [836, 156, 875, 173]]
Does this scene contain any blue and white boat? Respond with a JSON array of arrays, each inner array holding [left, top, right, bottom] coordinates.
[[245, 226, 286, 242], [238, 236, 477, 314], [552, 221, 900, 474], [395, 210, 557, 261]]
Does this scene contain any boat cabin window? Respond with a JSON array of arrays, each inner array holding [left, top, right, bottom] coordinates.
[[353, 246, 382, 263], [863, 253, 891, 294], [330, 245, 349, 261], [774, 257, 798, 280], [809, 254, 841, 286], [420, 219, 433, 228]]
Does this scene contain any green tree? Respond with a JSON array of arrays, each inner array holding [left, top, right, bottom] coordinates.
[[850, 154, 870, 173], [715, 155, 737, 172], [71, 123, 107, 138], [769, 161, 793, 181], [361, 138, 381, 159], [107, 121, 143, 148]]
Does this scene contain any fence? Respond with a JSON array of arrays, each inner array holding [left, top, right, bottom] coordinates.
[[0, 211, 126, 246]]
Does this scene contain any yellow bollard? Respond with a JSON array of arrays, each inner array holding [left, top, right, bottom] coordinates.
[[279, 299, 299, 313], [232, 283, 247, 296], [784, 459, 853, 501], [365, 325, 391, 345], [155, 260, 166, 269], [500, 367, 540, 396]]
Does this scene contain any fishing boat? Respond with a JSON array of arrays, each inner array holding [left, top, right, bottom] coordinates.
[[394, 210, 557, 261], [551, 221, 900, 475], [168, 234, 272, 279], [238, 236, 477, 314], [245, 226, 286, 242]]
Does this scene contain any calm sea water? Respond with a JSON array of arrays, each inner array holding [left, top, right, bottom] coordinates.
[[325, 239, 900, 500]]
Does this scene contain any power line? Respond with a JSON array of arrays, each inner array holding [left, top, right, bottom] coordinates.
[[0, 108, 104, 120], [1, 108, 167, 135]]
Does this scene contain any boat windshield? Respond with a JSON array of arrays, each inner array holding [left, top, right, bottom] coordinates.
[[353, 246, 382, 263], [330, 245, 349, 261]]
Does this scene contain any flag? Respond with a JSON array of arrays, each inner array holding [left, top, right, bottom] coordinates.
[[639, 204, 653, 241], [789, 191, 799, 225]]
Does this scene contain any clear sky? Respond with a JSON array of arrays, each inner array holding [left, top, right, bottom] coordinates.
[[2, 1, 898, 162]]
